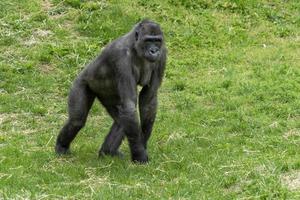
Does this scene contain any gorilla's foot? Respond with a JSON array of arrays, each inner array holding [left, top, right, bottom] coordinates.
[[55, 143, 70, 155]]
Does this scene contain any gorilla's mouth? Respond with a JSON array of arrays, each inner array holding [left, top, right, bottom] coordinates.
[[146, 51, 160, 62]]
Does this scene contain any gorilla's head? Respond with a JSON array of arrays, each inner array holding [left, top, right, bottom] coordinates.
[[134, 20, 164, 62]]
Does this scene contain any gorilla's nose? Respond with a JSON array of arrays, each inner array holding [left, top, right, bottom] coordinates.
[[150, 47, 159, 55]]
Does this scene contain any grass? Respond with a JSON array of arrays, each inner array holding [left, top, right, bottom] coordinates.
[[0, 0, 300, 199]]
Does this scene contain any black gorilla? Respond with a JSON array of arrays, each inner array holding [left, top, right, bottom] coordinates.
[[55, 19, 167, 163]]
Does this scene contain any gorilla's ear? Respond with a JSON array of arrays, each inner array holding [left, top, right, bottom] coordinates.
[[135, 21, 144, 41], [135, 30, 139, 41]]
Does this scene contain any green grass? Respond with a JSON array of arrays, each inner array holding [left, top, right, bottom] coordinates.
[[1, 0, 300, 199]]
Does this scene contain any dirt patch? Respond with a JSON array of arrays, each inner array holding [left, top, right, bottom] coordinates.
[[269, 121, 278, 128], [281, 171, 300, 190], [41, 0, 65, 19], [23, 29, 53, 46], [166, 131, 187, 142], [41, 0, 53, 12], [0, 114, 4, 125], [0, 113, 45, 135], [0, 113, 18, 125], [24, 36, 38, 46], [284, 129, 300, 139], [224, 183, 242, 194], [39, 64, 54, 74], [35, 29, 53, 37]]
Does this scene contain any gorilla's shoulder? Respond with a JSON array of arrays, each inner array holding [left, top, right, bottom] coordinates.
[[103, 36, 133, 58], [112, 34, 133, 50]]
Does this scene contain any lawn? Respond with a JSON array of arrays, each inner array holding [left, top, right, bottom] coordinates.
[[0, 0, 300, 199]]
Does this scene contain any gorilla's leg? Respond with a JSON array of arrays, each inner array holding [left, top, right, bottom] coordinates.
[[99, 122, 125, 157], [55, 80, 95, 154], [118, 101, 148, 163], [139, 86, 158, 149], [102, 99, 148, 163], [99, 105, 125, 157]]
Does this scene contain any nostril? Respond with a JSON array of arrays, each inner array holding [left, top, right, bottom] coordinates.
[[150, 48, 158, 54]]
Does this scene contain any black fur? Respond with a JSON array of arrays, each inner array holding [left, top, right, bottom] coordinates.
[[55, 20, 167, 163]]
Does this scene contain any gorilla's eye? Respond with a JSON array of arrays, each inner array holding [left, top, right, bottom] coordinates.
[[154, 41, 162, 47], [143, 35, 162, 43], [145, 38, 162, 43]]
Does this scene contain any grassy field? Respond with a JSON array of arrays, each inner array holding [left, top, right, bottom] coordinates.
[[1, 0, 300, 199]]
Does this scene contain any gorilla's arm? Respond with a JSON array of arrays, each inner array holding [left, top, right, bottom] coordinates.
[[139, 53, 166, 149], [115, 62, 148, 162], [139, 85, 158, 149]]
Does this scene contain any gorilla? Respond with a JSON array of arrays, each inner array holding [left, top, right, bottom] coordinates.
[[55, 19, 167, 163]]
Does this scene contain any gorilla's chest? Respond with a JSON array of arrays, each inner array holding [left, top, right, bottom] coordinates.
[[133, 63, 153, 87]]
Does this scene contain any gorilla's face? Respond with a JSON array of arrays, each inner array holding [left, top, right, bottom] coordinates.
[[135, 22, 164, 62], [143, 36, 162, 62]]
